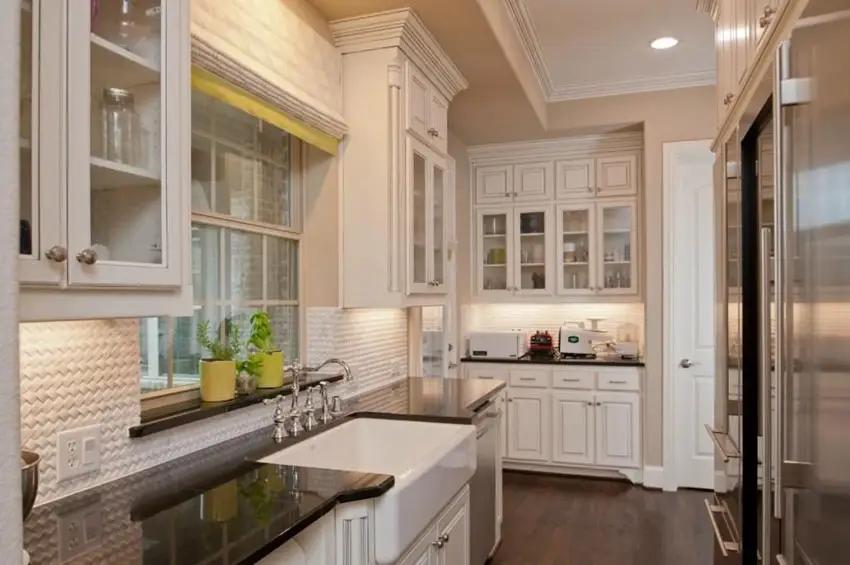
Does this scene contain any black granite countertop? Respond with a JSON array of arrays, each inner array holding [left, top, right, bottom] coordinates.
[[24, 377, 503, 565], [461, 355, 645, 367]]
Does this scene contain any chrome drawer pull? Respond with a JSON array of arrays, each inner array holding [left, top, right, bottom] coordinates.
[[608, 380, 628, 384], [560, 378, 580, 382], [518, 377, 537, 381], [704, 424, 741, 462], [704, 499, 740, 556]]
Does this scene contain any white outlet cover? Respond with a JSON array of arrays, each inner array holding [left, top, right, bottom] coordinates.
[[57, 424, 101, 482]]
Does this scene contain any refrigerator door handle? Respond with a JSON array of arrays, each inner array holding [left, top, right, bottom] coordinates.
[[760, 226, 774, 562]]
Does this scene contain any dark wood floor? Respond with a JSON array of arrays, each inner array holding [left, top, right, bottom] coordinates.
[[492, 471, 715, 565]]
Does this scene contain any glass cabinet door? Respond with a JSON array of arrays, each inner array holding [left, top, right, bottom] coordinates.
[[409, 142, 429, 291], [514, 207, 550, 294], [66, 0, 183, 287], [19, 1, 64, 285], [477, 209, 511, 294], [557, 204, 594, 294], [596, 201, 637, 294], [431, 159, 447, 287]]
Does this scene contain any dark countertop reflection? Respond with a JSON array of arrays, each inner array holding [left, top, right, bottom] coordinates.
[[23, 377, 501, 565], [462, 355, 645, 367]]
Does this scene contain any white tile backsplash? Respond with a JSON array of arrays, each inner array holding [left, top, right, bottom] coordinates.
[[19, 307, 408, 506]]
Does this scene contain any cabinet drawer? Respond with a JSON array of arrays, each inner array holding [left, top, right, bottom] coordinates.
[[596, 369, 640, 391], [509, 368, 549, 388], [466, 365, 509, 381], [551, 369, 594, 390]]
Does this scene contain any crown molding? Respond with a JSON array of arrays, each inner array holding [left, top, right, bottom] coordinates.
[[468, 131, 644, 165], [547, 70, 717, 102], [695, 0, 721, 23], [502, 0, 717, 102], [329, 8, 469, 101]]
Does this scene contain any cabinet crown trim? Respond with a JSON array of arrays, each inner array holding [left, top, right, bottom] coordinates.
[[330, 8, 469, 100], [695, 0, 720, 23], [469, 131, 643, 165]]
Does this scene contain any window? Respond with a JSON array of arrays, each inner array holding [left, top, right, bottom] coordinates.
[[140, 90, 301, 395]]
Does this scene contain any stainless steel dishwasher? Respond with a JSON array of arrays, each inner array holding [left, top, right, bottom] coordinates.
[[470, 397, 499, 565]]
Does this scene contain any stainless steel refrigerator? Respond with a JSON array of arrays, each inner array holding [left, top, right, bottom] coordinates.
[[713, 2, 850, 564]]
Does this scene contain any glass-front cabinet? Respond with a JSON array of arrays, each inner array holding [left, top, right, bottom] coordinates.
[[597, 200, 637, 294], [19, 0, 189, 292], [478, 209, 512, 296], [514, 207, 550, 295], [407, 136, 448, 294], [557, 203, 594, 294]]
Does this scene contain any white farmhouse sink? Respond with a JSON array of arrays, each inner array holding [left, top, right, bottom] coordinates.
[[259, 417, 476, 564]]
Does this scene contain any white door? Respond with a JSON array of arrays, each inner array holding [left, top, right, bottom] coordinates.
[[513, 162, 553, 201], [506, 389, 550, 462], [594, 392, 640, 468], [437, 498, 469, 565], [665, 139, 716, 490], [552, 391, 595, 465], [406, 63, 431, 141]]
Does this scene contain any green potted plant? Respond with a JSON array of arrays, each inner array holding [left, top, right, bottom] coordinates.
[[197, 318, 241, 402], [248, 312, 284, 388]]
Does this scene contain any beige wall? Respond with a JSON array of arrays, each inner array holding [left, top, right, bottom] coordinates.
[[548, 85, 718, 466], [302, 145, 340, 308]]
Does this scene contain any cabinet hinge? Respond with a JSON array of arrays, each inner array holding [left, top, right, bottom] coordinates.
[[725, 162, 739, 180], [780, 77, 815, 106]]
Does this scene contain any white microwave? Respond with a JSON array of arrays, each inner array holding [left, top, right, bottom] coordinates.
[[468, 331, 528, 359]]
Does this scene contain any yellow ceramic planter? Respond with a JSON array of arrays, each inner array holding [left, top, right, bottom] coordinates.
[[199, 360, 236, 402], [255, 351, 284, 389], [201, 480, 238, 522]]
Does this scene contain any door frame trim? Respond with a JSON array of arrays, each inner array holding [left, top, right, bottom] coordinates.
[[662, 139, 715, 492]]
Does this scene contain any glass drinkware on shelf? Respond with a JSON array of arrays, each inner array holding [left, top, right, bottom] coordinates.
[[101, 87, 144, 167], [116, 0, 143, 51]]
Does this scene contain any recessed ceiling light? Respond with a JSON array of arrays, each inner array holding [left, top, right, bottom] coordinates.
[[651, 37, 679, 50]]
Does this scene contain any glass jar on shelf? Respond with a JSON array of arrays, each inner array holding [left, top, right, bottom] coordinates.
[[99, 87, 146, 167]]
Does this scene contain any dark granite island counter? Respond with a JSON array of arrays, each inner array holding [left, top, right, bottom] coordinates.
[[23, 377, 504, 565]]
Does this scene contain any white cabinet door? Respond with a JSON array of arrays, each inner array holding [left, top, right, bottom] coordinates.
[[552, 391, 595, 466], [437, 490, 469, 565], [594, 392, 641, 469], [513, 162, 553, 202], [19, 0, 64, 286], [66, 0, 187, 288], [507, 388, 550, 462], [513, 206, 551, 295], [596, 155, 637, 197], [556, 202, 596, 295], [476, 208, 514, 298], [555, 158, 595, 200], [398, 525, 438, 565], [430, 90, 449, 153], [475, 165, 513, 204], [407, 137, 448, 294], [595, 200, 638, 295], [406, 63, 431, 142], [495, 392, 505, 536]]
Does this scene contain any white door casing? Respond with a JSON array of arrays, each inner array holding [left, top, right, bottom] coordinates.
[[663, 140, 716, 491]]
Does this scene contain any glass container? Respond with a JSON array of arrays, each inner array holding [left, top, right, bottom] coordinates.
[[101, 87, 142, 166]]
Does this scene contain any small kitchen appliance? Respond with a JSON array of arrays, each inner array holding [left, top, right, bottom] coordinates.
[[558, 322, 613, 358], [468, 331, 529, 359], [527, 331, 555, 359]]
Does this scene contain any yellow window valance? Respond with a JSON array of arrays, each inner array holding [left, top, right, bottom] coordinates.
[[191, 67, 339, 156]]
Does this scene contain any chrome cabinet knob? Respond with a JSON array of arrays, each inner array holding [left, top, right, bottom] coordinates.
[[723, 93, 734, 106], [45, 245, 67, 263], [440, 533, 450, 543], [679, 358, 694, 368], [433, 539, 444, 549], [759, 5, 776, 28], [75, 248, 98, 265], [427, 127, 440, 138]]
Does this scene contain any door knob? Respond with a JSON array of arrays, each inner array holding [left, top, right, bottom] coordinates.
[[679, 358, 694, 368]]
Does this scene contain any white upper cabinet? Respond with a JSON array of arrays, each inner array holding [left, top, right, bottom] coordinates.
[[408, 137, 449, 294], [19, 0, 192, 321], [476, 165, 514, 205], [331, 9, 468, 308], [556, 203, 595, 295], [513, 162, 553, 201], [555, 158, 595, 199], [596, 200, 638, 295], [513, 207, 551, 296], [405, 61, 448, 154], [595, 155, 637, 197]]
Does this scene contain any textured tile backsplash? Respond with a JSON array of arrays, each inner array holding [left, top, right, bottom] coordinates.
[[20, 308, 408, 505], [462, 303, 645, 351]]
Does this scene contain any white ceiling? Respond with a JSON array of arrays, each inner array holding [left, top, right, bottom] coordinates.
[[511, 0, 716, 100]]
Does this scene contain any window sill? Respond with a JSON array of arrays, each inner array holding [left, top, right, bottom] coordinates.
[[130, 373, 345, 438]]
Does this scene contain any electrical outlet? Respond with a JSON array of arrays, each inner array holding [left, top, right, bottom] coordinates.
[[58, 499, 103, 562], [57, 424, 101, 482]]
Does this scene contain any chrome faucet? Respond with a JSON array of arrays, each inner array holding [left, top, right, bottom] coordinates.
[[263, 394, 289, 442], [307, 358, 354, 383], [302, 386, 319, 430]]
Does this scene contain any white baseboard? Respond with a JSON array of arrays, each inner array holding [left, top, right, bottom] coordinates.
[[714, 470, 732, 493], [503, 461, 641, 484], [643, 466, 665, 489]]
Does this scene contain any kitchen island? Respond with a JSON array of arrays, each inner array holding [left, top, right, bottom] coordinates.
[[23, 377, 505, 565]]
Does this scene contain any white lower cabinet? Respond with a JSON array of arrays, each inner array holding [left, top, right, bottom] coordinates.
[[399, 485, 470, 565], [552, 391, 595, 466], [259, 511, 336, 564], [468, 363, 643, 473], [506, 388, 551, 462], [594, 392, 641, 469]]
